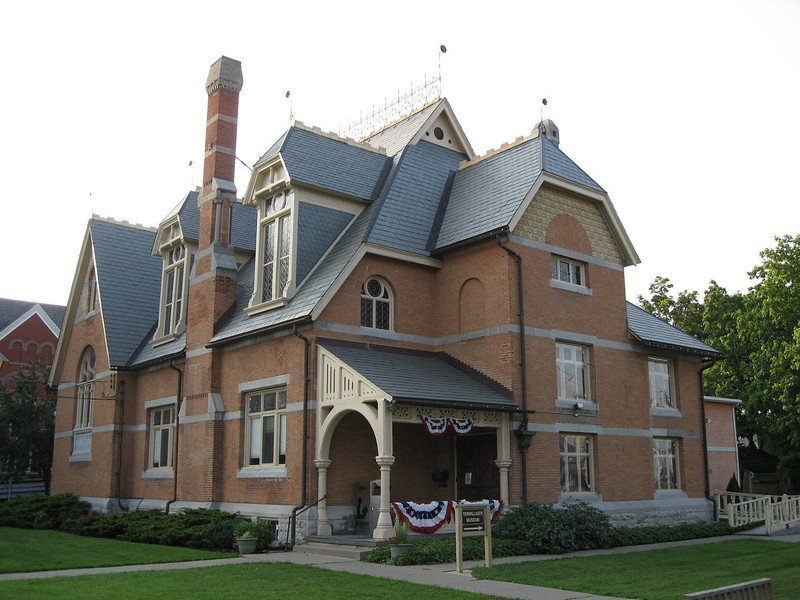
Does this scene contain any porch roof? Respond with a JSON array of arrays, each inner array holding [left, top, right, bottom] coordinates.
[[321, 340, 516, 410]]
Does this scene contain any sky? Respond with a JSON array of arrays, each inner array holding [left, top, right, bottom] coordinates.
[[1, 0, 798, 308]]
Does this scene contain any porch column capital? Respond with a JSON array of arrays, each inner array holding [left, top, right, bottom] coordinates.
[[495, 459, 512, 469], [314, 458, 332, 470], [375, 455, 395, 468]]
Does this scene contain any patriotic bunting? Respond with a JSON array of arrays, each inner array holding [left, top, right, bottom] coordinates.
[[420, 416, 474, 435], [391, 498, 503, 532]]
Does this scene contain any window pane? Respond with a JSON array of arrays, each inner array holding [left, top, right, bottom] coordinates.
[[262, 416, 275, 464], [250, 417, 262, 465], [572, 264, 581, 285], [375, 301, 390, 330], [360, 298, 373, 327], [277, 390, 287, 410], [279, 414, 287, 464], [551, 259, 558, 280], [249, 395, 262, 414], [263, 392, 276, 411], [560, 261, 570, 282], [159, 429, 170, 467]]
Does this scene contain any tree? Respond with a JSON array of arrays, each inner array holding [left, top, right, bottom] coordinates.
[[0, 360, 56, 492]]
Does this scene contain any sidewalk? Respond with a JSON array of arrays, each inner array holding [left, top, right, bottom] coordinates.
[[3, 533, 798, 599]]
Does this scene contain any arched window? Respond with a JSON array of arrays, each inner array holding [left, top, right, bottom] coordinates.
[[360, 278, 393, 330], [73, 346, 96, 457], [76, 347, 96, 430]]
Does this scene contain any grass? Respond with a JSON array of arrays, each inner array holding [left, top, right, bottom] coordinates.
[[0, 563, 507, 600], [473, 538, 800, 600], [0, 528, 232, 573]]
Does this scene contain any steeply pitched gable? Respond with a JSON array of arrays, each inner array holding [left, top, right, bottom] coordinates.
[[90, 219, 162, 367]]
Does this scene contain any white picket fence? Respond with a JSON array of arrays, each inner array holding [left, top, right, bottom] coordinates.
[[716, 491, 800, 535]]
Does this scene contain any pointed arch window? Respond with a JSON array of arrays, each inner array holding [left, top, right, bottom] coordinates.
[[360, 278, 393, 330], [72, 346, 96, 457]]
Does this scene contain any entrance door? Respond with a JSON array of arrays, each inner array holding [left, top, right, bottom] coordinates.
[[456, 432, 499, 500]]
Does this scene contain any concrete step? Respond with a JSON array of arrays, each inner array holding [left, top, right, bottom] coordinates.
[[294, 541, 374, 560]]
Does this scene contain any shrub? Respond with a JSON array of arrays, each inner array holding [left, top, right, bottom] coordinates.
[[364, 536, 530, 565], [611, 521, 734, 547], [0, 494, 91, 529], [202, 519, 238, 550], [235, 519, 275, 551], [493, 501, 614, 554], [726, 474, 742, 493]]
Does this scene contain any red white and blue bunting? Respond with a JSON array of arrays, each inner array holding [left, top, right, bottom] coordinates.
[[391, 500, 453, 533], [420, 416, 474, 435], [391, 498, 503, 533]]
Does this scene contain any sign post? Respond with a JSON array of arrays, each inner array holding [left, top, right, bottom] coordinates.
[[454, 503, 492, 573]]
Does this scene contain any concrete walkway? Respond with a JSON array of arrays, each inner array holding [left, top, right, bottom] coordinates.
[[3, 533, 798, 599]]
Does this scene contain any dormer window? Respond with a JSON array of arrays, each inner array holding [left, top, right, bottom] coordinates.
[[253, 191, 294, 308], [155, 243, 188, 343]]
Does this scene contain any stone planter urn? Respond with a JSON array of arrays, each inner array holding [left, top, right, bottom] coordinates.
[[236, 537, 258, 554], [390, 543, 412, 559]]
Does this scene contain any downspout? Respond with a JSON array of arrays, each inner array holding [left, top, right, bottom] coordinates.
[[115, 380, 125, 511], [166, 361, 184, 514], [698, 357, 718, 512], [497, 235, 534, 501], [290, 325, 311, 548]]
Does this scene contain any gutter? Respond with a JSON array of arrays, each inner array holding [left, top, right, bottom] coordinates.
[[166, 361, 184, 514], [698, 357, 719, 511], [289, 324, 311, 548], [497, 235, 535, 502]]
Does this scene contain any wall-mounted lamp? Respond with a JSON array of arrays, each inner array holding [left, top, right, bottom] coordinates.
[[573, 402, 584, 417]]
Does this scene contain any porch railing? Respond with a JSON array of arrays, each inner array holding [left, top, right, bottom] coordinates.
[[716, 490, 800, 535]]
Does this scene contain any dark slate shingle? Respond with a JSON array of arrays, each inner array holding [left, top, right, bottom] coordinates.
[[0, 298, 66, 331], [90, 220, 161, 367], [627, 302, 721, 357], [321, 341, 514, 408], [366, 141, 465, 256], [296, 202, 354, 284]]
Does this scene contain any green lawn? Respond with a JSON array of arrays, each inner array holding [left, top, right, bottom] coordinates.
[[0, 563, 506, 600], [0, 528, 231, 573], [473, 538, 799, 600]]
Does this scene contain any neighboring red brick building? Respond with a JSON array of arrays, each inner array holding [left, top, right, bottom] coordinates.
[[50, 56, 728, 543], [0, 299, 64, 382]]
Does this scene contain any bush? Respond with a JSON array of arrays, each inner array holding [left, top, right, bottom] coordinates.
[[0, 494, 91, 529], [612, 521, 734, 547], [234, 519, 275, 552], [493, 501, 614, 554], [364, 536, 530, 565], [202, 519, 238, 550]]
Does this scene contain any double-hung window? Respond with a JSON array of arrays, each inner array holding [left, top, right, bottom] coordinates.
[[149, 406, 175, 469], [246, 388, 287, 466], [551, 256, 585, 287], [653, 438, 680, 490], [560, 434, 594, 493], [649, 358, 674, 408], [556, 343, 590, 401], [256, 191, 292, 306]]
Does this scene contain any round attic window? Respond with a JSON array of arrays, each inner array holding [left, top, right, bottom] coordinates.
[[433, 127, 444, 140]]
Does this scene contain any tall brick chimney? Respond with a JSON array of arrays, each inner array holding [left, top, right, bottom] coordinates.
[[188, 56, 243, 353]]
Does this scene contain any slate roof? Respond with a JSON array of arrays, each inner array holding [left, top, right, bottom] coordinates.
[[435, 134, 604, 251], [320, 340, 515, 409], [362, 101, 441, 156], [171, 190, 256, 252], [365, 140, 465, 256], [257, 126, 391, 201], [90, 219, 163, 368], [0, 298, 66, 331], [626, 302, 721, 357]]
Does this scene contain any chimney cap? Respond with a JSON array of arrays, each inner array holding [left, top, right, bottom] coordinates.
[[206, 56, 243, 95]]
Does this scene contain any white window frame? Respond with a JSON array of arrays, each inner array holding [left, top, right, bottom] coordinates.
[[149, 406, 175, 469], [653, 438, 681, 490], [73, 347, 96, 457], [556, 343, 591, 402], [245, 388, 288, 468], [551, 256, 586, 287], [156, 243, 188, 341], [252, 191, 294, 310], [360, 278, 393, 331], [649, 358, 675, 409], [559, 434, 594, 493]]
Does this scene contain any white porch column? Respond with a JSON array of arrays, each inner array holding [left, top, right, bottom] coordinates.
[[373, 455, 395, 539], [314, 458, 332, 535], [495, 459, 512, 510]]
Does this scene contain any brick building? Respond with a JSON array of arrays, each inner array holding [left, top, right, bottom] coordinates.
[[50, 56, 725, 542]]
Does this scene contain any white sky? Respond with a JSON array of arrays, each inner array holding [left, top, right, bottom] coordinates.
[[2, 0, 798, 308]]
